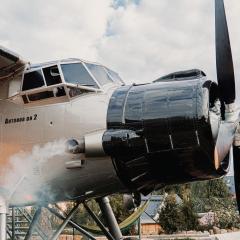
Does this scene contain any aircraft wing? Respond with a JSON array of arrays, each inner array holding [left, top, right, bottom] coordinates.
[[0, 46, 27, 80]]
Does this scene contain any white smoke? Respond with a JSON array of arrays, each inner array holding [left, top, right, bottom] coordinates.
[[2, 139, 68, 206]]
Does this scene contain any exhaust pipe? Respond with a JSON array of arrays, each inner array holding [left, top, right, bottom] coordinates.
[[65, 130, 106, 157]]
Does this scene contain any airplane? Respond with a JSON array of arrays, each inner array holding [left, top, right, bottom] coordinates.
[[0, 0, 240, 239]]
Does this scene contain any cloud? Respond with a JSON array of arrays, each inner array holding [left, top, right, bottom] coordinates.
[[0, 0, 113, 61], [0, 0, 240, 94], [97, 0, 240, 87], [98, 0, 215, 83]]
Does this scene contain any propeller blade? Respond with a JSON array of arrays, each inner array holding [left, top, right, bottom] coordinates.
[[233, 145, 240, 212], [215, 0, 235, 104]]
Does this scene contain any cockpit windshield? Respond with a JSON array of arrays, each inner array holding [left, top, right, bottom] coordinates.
[[105, 68, 124, 84], [19, 59, 124, 106], [61, 63, 99, 88], [43, 65, 61, 86], [85, 63, 113, 86]]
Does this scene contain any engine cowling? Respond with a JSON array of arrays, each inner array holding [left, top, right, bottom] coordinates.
[[103, 70, 227, 195]]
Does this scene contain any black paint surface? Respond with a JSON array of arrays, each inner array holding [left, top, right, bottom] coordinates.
[[103, 74, 225, 194]]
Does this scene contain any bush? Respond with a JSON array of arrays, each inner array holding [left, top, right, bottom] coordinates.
[[158, 193, 199, 234], [159, 193, 183, 233], [181, 200, 199, 230], [191, 178, 240, 229], [213, 198, 240, 229]]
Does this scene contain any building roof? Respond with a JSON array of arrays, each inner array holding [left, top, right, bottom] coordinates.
[[140, 195, 163, 224]]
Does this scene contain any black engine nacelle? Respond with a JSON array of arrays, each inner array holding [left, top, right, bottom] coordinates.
[[103, 70, 225, 195]]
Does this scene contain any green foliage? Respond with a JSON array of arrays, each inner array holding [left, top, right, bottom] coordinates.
[[158, 193, 199, 234], [50, 178, 239, 235], [64, 194, 132, 228], [62, 200, 101, 227], [190, 178, 240, 229], [159, 177, 239, 233], [159, 194, 184, 234], [160, 183, 192, 202], [181, 200, 199, 230], [208, 194, 240, 229], [191, 178, 230, 200], [109, 194, 132, 222]]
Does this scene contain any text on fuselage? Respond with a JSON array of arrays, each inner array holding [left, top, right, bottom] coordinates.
[[5, 114, 38, 124]]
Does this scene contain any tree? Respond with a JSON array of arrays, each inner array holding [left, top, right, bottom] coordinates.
[[158, 193, 184, 234], [159, 179, 236, 233], [191, 178, 240, 229], [109, 194, 133, 223], [159, 190, 200, 234], [181, 200, 199, 230]]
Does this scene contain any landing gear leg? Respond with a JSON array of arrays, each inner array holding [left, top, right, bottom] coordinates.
[[49, 202, 80, 240], [97, 197, 123, 240], [0, 196, 8, 240]]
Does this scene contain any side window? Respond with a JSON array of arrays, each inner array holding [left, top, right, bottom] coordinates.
[[43, 65, 62, 86], [85, 63, 113, 85], [67, 86, 90, 98], [22, 70, 45, 91], [28, 91, 54, 101], [28, 87, 66, 102]]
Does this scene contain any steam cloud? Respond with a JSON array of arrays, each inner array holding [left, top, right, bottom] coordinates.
[[2, 139, 67, 206]]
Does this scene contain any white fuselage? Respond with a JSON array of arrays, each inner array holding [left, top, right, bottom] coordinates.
[[0, 83, 125, 206]]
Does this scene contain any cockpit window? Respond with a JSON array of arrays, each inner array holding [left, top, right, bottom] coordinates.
[[43, 65, 62, 86], [22, 70, 45, 91], [61, 63, 99, 88], [105, 68, 124, 84], [85, 63, 113, 86]]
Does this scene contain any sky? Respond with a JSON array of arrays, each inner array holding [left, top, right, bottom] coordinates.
[[1, 0, 240, 88]]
